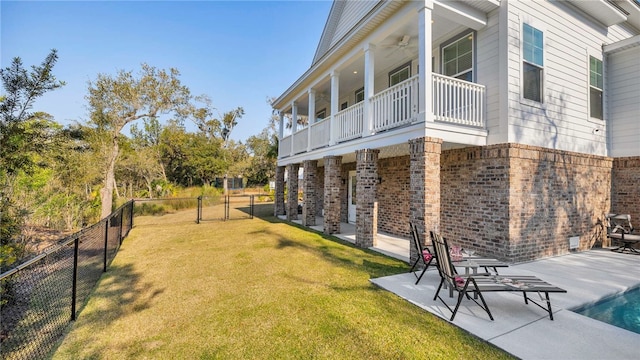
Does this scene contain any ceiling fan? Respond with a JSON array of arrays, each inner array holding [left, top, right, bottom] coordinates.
[[384, 34, 417, 58]]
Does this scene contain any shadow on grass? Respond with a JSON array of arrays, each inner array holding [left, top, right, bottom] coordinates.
[[55, 263, 165, 358], [249, 206, 409, 279]]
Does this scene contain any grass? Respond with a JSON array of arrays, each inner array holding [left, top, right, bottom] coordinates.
[[52, 203, 514, 359]]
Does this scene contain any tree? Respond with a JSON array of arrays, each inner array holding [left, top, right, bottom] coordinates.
[[219, 107, 244, 143], [86, 64, 191, 218], [245, 127, 277, 186], [0, 50, 64, 268]]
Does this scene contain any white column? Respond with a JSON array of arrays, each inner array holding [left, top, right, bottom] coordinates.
[[363, 43, 375, 136], [308, 89, 316, 151], [329, 70, 340, 145], [278, 111, 284, 140], [418, 1, 434, 123], [291, 101, 298, 154], [291, 101, 298, 133]]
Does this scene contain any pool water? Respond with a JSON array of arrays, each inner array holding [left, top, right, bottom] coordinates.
[[573, 287, 640, 334]]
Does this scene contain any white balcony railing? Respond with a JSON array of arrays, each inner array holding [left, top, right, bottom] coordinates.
[[278, 74, 485, 158], [371, 75, 419, 133], [279, 135, 292, 158], [310, 117, 331, 149], [432, 73, 485, 127], [336, 102, 364, 143], [292, 127, 308, 154]]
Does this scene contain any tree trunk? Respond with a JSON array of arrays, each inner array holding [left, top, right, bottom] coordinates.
[[113, 177, 121, 199], [100, 138, 119, 219]]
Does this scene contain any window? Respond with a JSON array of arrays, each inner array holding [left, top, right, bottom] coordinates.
[[316, 108, 326, 121], [389, 62, 411, 86], [442, 33, 473, 81], [522, 23, 544, 102], [589, 56, 603, 120], [355, 88, 364, 103], [340, 101, 348, 111]]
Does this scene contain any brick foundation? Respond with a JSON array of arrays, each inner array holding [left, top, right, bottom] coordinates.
[[612, 157, 640, 223], [442, 144, 612, 262], [286, 163, 299, 221], [323, 156, 342, 234], [355, 149, 379, 247], [377, 156, 410, 237], [302, 160, 318, 226], [274, 166, 285, 216], [612, 157, 640, 250], [409, 137, 442, 265]]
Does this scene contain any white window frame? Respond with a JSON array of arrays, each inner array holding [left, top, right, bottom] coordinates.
[[440, 31, 475, 82], [588, 54, 604, 122], [355, 87, 365, 103], [519, 19, 546, 108], [388, 62, 411, 87]]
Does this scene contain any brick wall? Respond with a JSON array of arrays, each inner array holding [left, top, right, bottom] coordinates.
[[274, 166, 285, 216], [442, 144, 612, 263], [355, 149, 379, 247], [316, 165, 325, 216], [377, 156, 411, 237], [323, 156, 342, 234], [286, 163, 300, 221], [441, 145, 511, 258], [302, 160, 317, 226], [612, 157, 640, 229]]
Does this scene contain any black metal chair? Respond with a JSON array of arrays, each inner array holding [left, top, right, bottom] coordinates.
[[408, 223, 436, 284], [430, 231, 566, 321], [606, 213, 640, 254]]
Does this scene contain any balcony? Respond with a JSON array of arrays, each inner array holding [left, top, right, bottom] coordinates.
[[278, 74, 486, 159]]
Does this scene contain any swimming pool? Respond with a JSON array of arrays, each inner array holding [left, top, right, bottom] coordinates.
[[573, 287, 640, 334]]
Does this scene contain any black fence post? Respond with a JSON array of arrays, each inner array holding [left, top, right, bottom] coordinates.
[[103, 218, 109, 272], [225, 196, 229, 221], [71, 237, 79, 321], [129, 200, 134, 230], [250, 195, 254, 219], [197, 196, 202, 224], [118, 209, 124, 245]]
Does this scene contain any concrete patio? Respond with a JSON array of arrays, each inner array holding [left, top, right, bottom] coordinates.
[[285, 216, 640, 359], [372, 250, 640, 359]]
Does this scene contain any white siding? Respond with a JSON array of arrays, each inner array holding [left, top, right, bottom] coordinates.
[[607, 45, 640, 157], [477, 8, 502, 143], [330, 1, 379, 50], [504, 0, 638, 155]]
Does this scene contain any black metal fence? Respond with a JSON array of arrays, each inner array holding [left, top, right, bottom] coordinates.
[[197, 195, 255, 223], [0, 200, 134, 360]]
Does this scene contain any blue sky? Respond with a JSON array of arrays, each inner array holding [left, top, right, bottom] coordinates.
[[1, 0, 332, 142]]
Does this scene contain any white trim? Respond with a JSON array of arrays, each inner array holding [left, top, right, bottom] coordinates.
[[587, 51, 605, 124], [433, 0, 487, 30], [498, 1, 509, 142], [603, 34, 640, 54], [440, 31, 475, 82], [518, 17, 547, 109]]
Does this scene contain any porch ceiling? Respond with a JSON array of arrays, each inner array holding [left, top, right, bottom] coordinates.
[[278, 0, 496, 115]]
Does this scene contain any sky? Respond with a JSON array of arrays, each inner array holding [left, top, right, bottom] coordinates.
[[1, 0, 333, 142]]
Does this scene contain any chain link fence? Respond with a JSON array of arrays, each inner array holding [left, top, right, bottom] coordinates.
[[0, 201, 134, 360], [197, 195, 255, 222]]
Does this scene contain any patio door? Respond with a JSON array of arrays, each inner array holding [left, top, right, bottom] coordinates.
[[348, 171, 356, 224]]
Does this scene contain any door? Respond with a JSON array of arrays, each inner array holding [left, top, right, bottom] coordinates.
[[348, 171, 356, 224]]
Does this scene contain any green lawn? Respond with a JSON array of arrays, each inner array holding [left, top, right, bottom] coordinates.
[[53, 203, 514, 359]]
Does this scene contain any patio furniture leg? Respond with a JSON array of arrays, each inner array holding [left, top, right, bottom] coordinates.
[[523, 291, 556, 320], [415, 266, 428, 285], [434, 279, 445, 301]]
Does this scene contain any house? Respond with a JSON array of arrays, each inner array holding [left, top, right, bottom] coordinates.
[[271, 0, 640, 263]]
